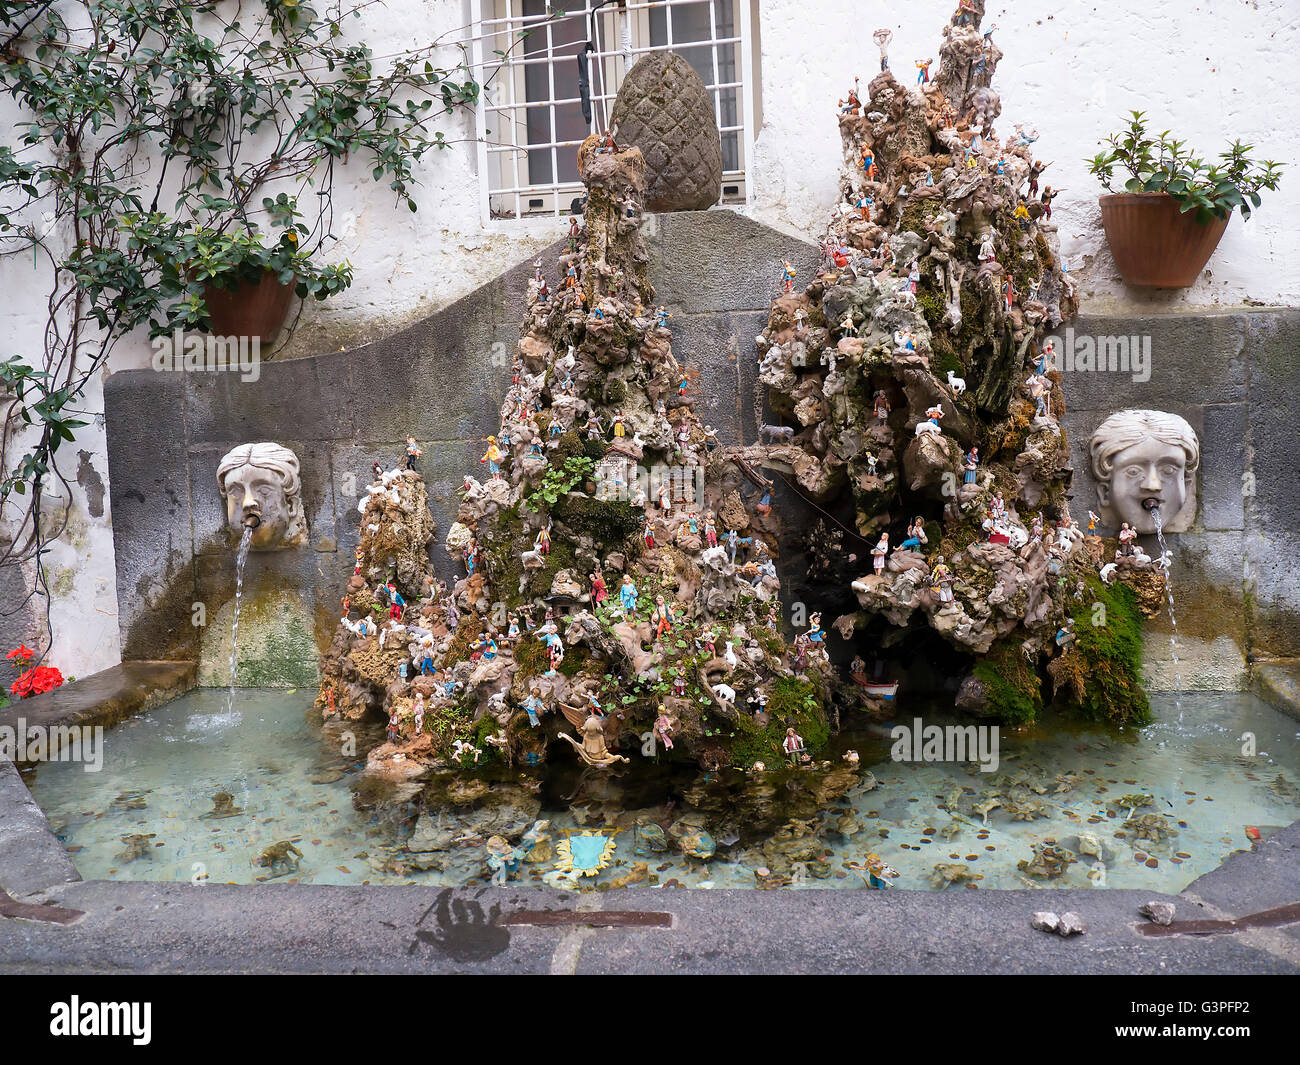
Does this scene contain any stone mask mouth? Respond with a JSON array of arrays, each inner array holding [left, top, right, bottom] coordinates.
[[1141, 497, 1161, 512], [242, 512, 263, 529]]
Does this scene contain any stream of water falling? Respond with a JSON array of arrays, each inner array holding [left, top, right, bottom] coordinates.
[[1150, 506, 1183, 718], [225, 526, 254, 717]]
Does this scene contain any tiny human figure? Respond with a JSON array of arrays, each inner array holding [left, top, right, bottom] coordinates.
[[930, 556, 955, 603], [1055, 617, 1076, 648], [1013, 202, 1032, 230], [464, 538, 479, 577], [703, 512, 718, 548], [873, 389, 891, 423], [654, 711, 675, 750], [521, 687, 546, 727], [655, 305, 672, 329], [353, 545, 365, 574], [535, 524, 551, 556], [568, 216, 581, 251], [652, 595, 675, 639], [590, 569, 608, 604], [419, 635, 435, 674], [481, 436, 505, 478], [1027, 159, 1047, 197], [872, 533, 890, 574], [1039, 185, 1060, 221], [855, 193, 873, 221], [1087, 510, 1100, 534], [838, 78, 861, 115], [780, 260, 797, 294], [412, 692, 425, 734], [872, 28, 892, 72], [386, 583, 406, 620], [1117, 522, 1137, 556], [405, 436, 422, 471], [859, 144, 877, 180], [915, 57, 933, 84], [964, 446, 980, 484], [619, 574, 639, 616], [898, 516, 928, 551], [782, 727, 807, 765], [643, 517, 657, 549], [611, 409, 627, 438], [387, 708, 401, 744]]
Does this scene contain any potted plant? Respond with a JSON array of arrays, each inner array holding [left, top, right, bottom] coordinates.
[[125, 202, 354, 345], [1087, 112, 1283, 287]]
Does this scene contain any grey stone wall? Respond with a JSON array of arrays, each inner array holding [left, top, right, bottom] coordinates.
[[103, 210, 820, 682], [1058, 311, 1300, 689], [103, 210, 1299, 688]]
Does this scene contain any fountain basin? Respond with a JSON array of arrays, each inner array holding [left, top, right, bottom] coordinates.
[[18, 688, 1300, 893]]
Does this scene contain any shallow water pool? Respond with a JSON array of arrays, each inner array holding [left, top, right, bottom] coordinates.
[[25, 688, 1300, 891]]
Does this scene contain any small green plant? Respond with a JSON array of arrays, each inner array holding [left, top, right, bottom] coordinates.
[[1087, 111, 1283, 223], [523, 455, 595, 512]]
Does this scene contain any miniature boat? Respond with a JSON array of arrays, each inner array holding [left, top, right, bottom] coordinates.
[[852, 675, 899, 700]]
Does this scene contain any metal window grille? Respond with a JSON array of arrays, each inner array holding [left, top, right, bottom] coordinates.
[[469, 0, 756, 220]]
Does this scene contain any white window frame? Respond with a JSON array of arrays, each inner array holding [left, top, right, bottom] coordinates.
[[469, 0, 757, 221]]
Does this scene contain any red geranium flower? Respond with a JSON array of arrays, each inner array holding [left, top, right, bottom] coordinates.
[[5, 644, 34, 662], [10, 665, 64, 698]]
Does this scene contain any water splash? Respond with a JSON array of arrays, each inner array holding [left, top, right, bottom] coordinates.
[[1149, 506, 1182, 718], [225, 525, 254, 718]]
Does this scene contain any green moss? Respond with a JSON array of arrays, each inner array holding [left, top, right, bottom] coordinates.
[[554, 492, 639, 545], [729, 676, 829, 765], [973, 641, 1044, 725], [1065, 577, 1152, 726]]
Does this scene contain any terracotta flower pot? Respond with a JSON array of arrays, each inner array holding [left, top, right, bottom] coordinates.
[[1098, 192, 1230, 288], [202, 269, 296, 345]]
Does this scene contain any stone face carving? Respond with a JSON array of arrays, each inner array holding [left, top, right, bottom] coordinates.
[[608, 52, 721, 212], [1089, 410, 1199, 534], [216, 442, 306, 549]]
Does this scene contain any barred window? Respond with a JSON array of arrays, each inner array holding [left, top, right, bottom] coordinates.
[[470, 0, 758, 219]]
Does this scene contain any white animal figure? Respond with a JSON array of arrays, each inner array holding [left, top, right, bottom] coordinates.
[[723, 641, 739, 671], [712, 682, 737, 706], [946, 370, 967, 394], [451, 739, 482, 763], [1099, 562, 1118, 585], [915, 419, 943, 437]]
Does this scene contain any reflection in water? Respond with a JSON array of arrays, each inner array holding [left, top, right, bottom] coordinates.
[[25, 688, 1300, 891]]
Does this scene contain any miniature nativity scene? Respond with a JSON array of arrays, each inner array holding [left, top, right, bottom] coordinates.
[[28, 1, 1298, 895], [301, 1, 1181, 889]]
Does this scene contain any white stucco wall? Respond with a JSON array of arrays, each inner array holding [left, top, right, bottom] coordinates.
[[2, 0, 1296, 678]]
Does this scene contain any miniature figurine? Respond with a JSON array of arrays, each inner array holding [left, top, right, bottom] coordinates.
[[522, 687, 546, 727], [404, 435, 422, 471], [838, 77, 862, 115], [654, 710, 675, 750], [619, 574, 639, 616], [1040, 185, 1060, 221], [782, 727, 808, 765], [872, 533, 890, 574], [872, 28, 892, 71], [481, 436, 505, 478], [898, 516, 928, 551], [780, 259, 797, 294], [916, 404, 944, 436], [590, 569, 608, 605], [963, 446, 979, 484], [930, 556, 955, 603], [858, 143, 877, 180], [1055, 617, 1077, 649], [873, 389, 891, 422], [652, 594, 675, 639], [915, 57, 933, 84]]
